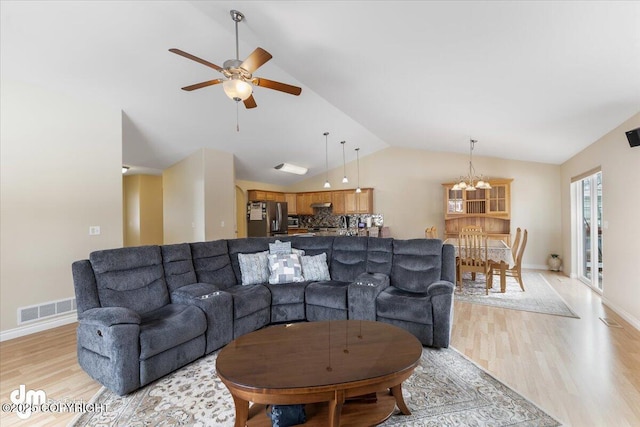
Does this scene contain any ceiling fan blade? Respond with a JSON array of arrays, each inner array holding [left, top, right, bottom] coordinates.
[[169, 48, 223, 72], [181, 79, 223, 91], [241, 48, 272, 74], [243, 94, 257, 109], [252, 78, 302, 96]]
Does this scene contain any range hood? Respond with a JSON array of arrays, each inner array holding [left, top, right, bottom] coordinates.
[[310, 202, 332, 208]]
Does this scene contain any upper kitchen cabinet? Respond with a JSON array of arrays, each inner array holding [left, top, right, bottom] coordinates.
[[285, 193, 297, 215], [331, 191, 346, 214], [296, 193, 313, 215], [345, 188, 373, 214], [247, 190, 285, 202], [442, 179, 513, 243]]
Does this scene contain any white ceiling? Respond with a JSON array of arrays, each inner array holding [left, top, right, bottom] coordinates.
[[2, 1, 639, 186]]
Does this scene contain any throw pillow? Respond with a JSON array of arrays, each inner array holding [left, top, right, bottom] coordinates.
[[301, 253, 331, 281], [268, 253, 304, 284], [292, 247, 306, 256], [238, 251, 269, 285], [269, 240, 292, 255]]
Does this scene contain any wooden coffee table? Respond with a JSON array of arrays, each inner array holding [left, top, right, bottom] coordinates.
[[216, 320, 422, 427]]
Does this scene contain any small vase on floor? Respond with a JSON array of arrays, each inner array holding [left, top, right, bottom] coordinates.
[[548, 254, 562, 272]]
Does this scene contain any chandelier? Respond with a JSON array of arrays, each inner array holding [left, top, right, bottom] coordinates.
[[451, 139, 491, 191]]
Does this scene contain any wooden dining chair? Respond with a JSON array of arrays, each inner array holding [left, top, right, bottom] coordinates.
[[490, 228, 528, 291], [457, 230, 489, 292], [425, 226, 438, 239], [511, 227, 522, 260]]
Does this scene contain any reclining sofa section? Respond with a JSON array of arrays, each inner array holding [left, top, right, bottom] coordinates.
[[72, 236, 455, 395]]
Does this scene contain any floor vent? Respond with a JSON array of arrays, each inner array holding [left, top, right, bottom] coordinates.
[[599, 317, 623, 328], [18, 297, 76, 324]]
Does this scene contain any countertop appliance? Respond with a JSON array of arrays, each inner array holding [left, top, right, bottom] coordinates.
[[247, 201, 288, 237], [287, 216, 299, 228]]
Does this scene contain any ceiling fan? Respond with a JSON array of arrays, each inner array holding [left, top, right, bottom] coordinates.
[[169, 9, 302, 109]]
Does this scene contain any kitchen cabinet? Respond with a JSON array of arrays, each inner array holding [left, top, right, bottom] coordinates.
[[311, 192, 332, 204], [344, 188, 373, 214], [331, 191, 346, 214], [442, 179, 512, 243], [296, 193, 313, 215], [285, 193, 297, 215], [247, 190, 285, 202]]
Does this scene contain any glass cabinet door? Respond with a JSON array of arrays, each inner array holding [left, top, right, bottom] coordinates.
[[447, 188, 464, 213]]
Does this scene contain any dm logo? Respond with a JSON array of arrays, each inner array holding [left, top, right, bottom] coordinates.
[[10, 384, 46, 419]]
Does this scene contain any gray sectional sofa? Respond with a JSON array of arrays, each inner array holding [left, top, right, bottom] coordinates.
[[72, 236, 455, 395]]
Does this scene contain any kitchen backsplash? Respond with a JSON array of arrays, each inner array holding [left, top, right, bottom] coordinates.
[[295, 207, 383, 230]]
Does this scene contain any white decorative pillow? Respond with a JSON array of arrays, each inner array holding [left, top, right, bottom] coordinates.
[[301, 253, 331, 281], [292, 247, 306, 256], [238, 251, 269, 285], [269, 240, 292, 255], [268, 254, 304, 284]]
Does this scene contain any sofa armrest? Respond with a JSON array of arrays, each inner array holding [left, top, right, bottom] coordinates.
[[171, 284, 233, 353], [79, 307, 141, 327], [348, 273, 390, 321], [426, 280, 454, 348], [426, 280, 455, 296]]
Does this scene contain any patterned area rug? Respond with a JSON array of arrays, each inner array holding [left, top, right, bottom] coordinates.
[[455, 271, 579, 318], [72, 347, 561, 427]]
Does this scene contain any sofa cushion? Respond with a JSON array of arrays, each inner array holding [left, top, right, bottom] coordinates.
[[224, 284, 272, 319], [269, 240, 292, 255], [305, 280, 349, 310], [191, 240, 237, 289], [366, 237, 393, 275], [266, 282, 309, 305], [301, 253, 331, 281], [289, 236, 334, 259], [139, 304, 206, 360], [330, 237, 368, 282], [238, 251, 270, 285], [90, 246, 169, 315], [268, 253, 304, 284], [377, 287, 433, 325], [161, 243, 197, 293], [391, 239, 442, 293]]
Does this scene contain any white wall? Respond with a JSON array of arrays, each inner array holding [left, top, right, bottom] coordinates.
[[287, 146, 562, 269], [163, 147, 236, 244], [0, 79, 123, 336], [561, 112, 640, 329]]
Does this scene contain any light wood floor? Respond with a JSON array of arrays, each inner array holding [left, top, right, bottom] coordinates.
[[1, 270, 639, 426]]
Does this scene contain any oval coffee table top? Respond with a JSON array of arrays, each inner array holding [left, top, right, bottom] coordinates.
[[216, 320, 422, 391]]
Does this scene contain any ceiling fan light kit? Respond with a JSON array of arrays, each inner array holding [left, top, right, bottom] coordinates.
[[169, 9, 302, 112]]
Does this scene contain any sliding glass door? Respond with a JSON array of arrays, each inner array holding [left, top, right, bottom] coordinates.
[[575, 171, 603, 291]]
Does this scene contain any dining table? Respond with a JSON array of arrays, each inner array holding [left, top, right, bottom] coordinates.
[[444, 238, 515, 293]]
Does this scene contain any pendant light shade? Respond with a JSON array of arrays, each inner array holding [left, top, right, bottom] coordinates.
[[323, 132, 331, 189], [341, 140, 349, 184], [355, 147, 362, 193]]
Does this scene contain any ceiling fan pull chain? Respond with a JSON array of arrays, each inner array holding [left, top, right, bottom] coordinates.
[[236, 101, 240, 132]]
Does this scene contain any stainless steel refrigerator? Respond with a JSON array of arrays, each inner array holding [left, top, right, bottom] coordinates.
[[247, 201, 288, 237]]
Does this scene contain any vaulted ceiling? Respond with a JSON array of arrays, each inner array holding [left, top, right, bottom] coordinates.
[[2, 1, 639, 185]]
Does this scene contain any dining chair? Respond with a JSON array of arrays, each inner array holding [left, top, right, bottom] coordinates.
[[490, 228, 528, 291], [425, 226, 438, 239], [456, 230, 489, 292], [511, 227, 522, 260]]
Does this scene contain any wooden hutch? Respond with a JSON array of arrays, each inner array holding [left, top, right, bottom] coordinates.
[[442, 178, 513, 244]]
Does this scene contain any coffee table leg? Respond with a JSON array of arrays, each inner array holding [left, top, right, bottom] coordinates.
[[231, 394, 249, 427], [391, 383, 411, 415], [328, 390, 345, 427]]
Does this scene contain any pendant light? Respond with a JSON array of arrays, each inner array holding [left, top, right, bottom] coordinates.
[[355, 147, 362, 193], [341, 141, 349, 183], [451, 138, 491, 191], [323, 132, 331, 189]]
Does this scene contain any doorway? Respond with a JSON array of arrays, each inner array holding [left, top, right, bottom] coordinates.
[[573, 170, 603, 292]]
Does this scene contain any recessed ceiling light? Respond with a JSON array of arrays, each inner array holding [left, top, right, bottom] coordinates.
[[274, 163, 308, 175]]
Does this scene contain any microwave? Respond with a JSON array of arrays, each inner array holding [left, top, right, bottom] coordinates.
[[287, 216, 299, 227]]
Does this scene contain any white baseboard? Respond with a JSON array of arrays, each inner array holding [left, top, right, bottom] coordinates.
[[523, 263, 549, 271], [0, 312, 77, 342], [601, 297, 640, 332]]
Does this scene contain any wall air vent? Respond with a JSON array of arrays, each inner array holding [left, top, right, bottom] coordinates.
[[18, 297, 77, 324]]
